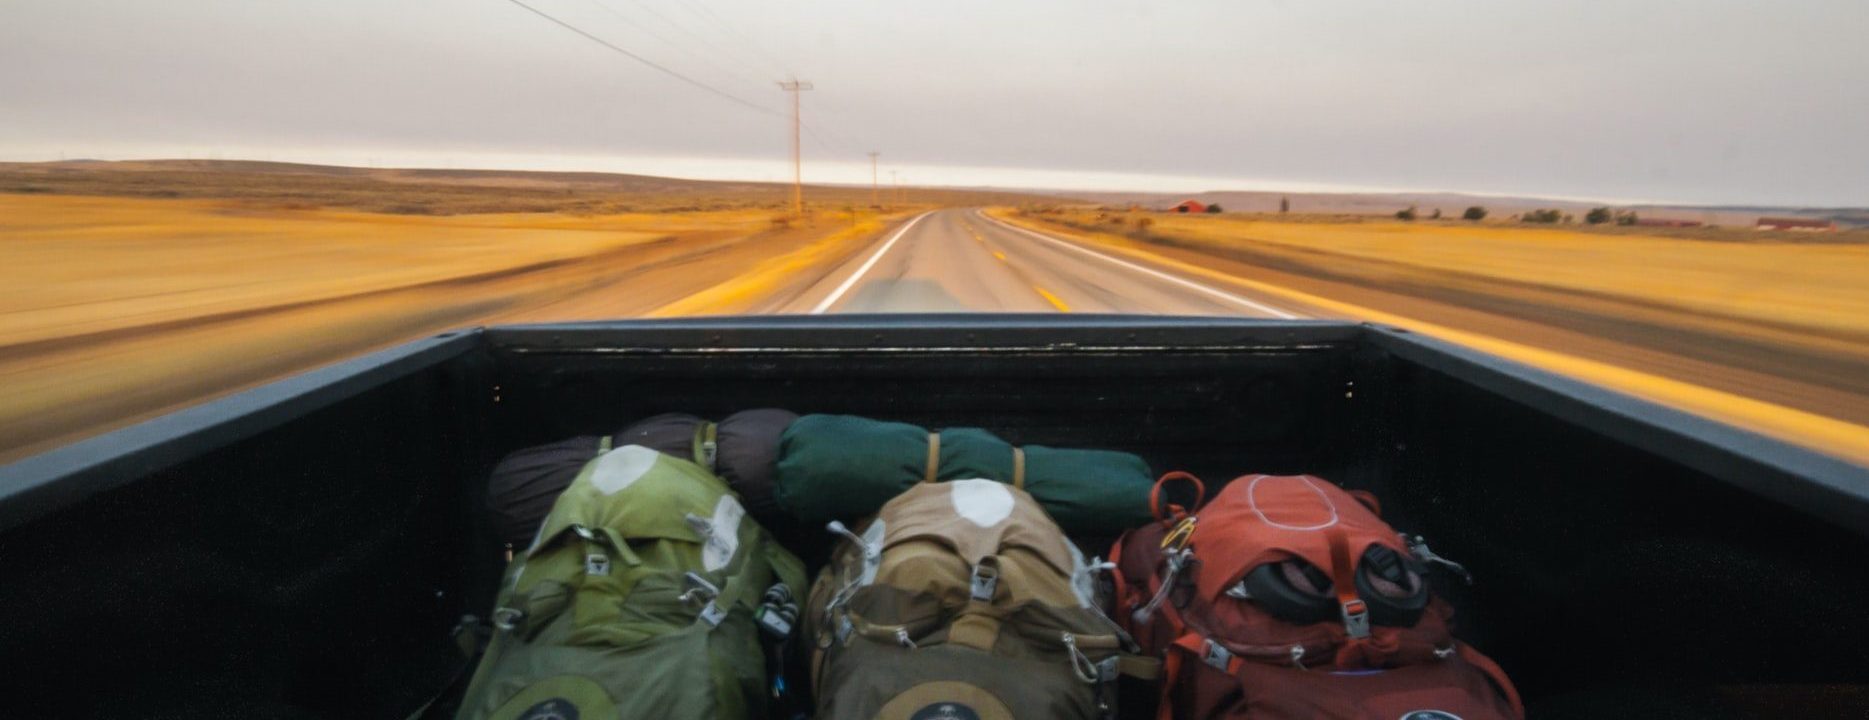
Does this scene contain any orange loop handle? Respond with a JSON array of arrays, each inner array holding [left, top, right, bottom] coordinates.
[[1149, 471, 1206, 523]]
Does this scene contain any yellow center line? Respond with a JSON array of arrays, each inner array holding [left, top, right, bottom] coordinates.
[[1034, 286, 1071, 312], [992, 251, 1007, 261]]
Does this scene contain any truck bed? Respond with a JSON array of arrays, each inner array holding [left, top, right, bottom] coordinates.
[[2, 315, 1865, 718]]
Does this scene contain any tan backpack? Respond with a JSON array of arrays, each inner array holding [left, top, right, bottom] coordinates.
[[803, 479, 1152, 719]]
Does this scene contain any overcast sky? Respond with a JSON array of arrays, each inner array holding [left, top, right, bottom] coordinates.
[[3, 0, 1865, 205]]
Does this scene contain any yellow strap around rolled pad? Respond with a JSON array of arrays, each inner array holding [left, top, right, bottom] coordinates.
[[923, 432, 941, 483], [1011, 447, 1026, 490]]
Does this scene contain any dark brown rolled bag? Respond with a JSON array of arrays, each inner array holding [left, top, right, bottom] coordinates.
[[484, 409, 798, 547]]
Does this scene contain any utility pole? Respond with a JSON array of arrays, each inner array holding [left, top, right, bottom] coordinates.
[[777, 78, 813, 217], [867, 151, 880, 208]]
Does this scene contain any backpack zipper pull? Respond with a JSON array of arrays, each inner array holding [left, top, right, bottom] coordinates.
[[895, 627, 917, 648], [680, 572, 727, 626], [826, 520, 879, 561], [1131, 547, 1192, 625], [1406, 534, 1474, 585], [1290, 644, 1307, 670]]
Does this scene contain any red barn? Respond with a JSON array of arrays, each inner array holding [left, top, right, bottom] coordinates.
[[1756, 216, 1836, 232], [1171, 199, 1208, 213]]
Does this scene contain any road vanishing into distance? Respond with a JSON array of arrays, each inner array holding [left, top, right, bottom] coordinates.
[[764, 209, 1310, 318], [726, 208, 1868, 467], [8, 205, 1867, 468]]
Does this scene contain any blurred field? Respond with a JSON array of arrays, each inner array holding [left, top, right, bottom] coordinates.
[[1003, 208, 1869, 460], [0, 181, 913, 459], [1114, 212, 1869, 343]]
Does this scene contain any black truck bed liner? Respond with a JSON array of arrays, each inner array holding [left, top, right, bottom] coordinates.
[[2, 315, 1865, 718]]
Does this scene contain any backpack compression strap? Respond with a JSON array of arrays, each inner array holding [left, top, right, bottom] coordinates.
[[923, 432, 941, 483], [917, 432, 1027, 489], [690, 422, 718, 471]]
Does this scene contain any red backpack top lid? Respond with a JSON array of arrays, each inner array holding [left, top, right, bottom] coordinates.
[[1187, 474, 1406, 603]]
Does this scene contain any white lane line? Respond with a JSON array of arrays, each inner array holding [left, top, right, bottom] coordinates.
[[978, 210, 1302, 319], [809, 211, 935, 314]]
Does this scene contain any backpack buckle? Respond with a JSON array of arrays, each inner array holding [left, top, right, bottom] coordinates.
[[970, 561, 999, 602], [1340, 598, 1371, 639], [491, 607, 526, 632], [584, 552, 611, 577], [681, 572, 727, 627], [1202, 638, 1233, 670]]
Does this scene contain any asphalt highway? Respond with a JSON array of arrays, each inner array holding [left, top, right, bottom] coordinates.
[[766, 209, 1310, 317]]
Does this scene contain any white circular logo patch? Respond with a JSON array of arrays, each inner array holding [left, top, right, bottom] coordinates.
[[949, 479, 1014, 527], [589, 445, 659, 495]]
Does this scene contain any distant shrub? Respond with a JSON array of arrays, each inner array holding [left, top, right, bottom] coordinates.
[[1396, 206, 1418, 221], [1135, 217, 1155, 231], [1521, 208, 1564, 224], [1585, 207, 1613, 225], [1204, 203, 1223, 213], [1430, 208, 1443, 220], [1616, 211, 1638, 226], [770, 215, 793, 230], [1109, 215, 1127, 226], [1463, 206, 1488, 221], [1279, 197, 1290, 214]]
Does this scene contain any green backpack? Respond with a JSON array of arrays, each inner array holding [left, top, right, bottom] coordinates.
[[456, 441, 808, 720]]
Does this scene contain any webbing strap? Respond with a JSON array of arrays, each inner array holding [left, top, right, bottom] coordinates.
[[949, 556, 1003, 650], [691, 422, 718, 470], [1327, 527, 1372, 640], [922, 432, 941, 483], [1011, 446, 1026, 490], [1117, 654, 1162, 680]]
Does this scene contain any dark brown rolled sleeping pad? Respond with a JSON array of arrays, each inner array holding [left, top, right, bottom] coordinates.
[[485, 409, 798, 546]]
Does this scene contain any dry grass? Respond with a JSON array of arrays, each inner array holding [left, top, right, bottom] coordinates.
[[0, 194, 688, 347], [0, 189, 892, 458], [1036, 209, 1869, 343]]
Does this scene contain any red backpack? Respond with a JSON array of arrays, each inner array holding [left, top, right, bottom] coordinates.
[[1110, 472, 1524, 719]]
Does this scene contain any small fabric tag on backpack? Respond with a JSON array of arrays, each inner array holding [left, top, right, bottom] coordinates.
[[700, 495, 745, 572]]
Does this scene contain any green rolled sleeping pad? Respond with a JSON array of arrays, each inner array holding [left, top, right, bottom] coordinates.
[[774, 414, 1154, 534]]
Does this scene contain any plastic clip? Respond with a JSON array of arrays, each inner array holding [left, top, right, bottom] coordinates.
[[970, 562, 1000, 602], [1202, 638, 1233, 670], [1341, 598, 1371, 639], [681, 572, 726, 627]]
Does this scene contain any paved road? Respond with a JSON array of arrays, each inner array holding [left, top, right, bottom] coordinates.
[[770, 208, 1308, 317]]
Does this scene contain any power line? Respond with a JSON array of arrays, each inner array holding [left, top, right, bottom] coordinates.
[[503, 0, 781, 117], [615, 0, 774, 86], [584, 0, 769, 93], [672, 0, 791, 75]]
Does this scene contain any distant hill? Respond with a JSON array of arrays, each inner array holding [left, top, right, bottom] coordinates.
[[1062, 190, 1866, 228], [0, 159, 1061, 215]]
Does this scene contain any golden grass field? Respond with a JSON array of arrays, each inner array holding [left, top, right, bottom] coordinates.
[[1123, 212, 1869, 343], [0, 172, 922, 459], [999, 208, 1869, 465]]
